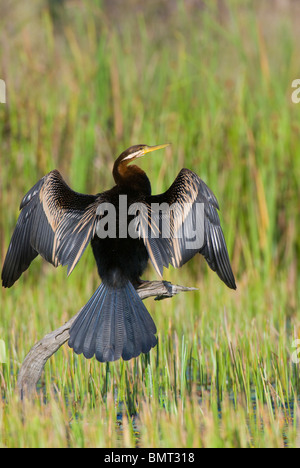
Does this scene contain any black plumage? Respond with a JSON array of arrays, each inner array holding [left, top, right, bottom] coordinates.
[[2, 144, 236, 362]]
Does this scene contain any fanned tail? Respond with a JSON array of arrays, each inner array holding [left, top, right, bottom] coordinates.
[[68, 282, 157, 362]]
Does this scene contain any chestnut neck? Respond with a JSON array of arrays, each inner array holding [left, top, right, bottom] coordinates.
[[113, 159, 151, 196]]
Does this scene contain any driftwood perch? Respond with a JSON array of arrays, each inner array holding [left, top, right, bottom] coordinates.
[[17, 280, 197, 397]]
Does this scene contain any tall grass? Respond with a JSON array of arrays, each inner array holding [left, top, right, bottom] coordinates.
[[0, 0, 299, 447]]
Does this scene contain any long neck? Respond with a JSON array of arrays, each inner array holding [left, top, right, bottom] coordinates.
[[113, 160, 151, 195]]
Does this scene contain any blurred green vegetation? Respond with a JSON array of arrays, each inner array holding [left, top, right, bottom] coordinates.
[[0, 0, 299, 448]]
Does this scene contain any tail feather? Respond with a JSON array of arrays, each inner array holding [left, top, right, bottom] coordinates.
[[68, 282, 157, 362], [70, 284, 107, 357]]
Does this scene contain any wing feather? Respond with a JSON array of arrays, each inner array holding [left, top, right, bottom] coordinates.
[[143, 168, 236, 289], [2, 170, 100, 287]]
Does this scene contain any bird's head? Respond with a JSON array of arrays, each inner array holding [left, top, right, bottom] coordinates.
[[119, 144, 170, 163], [113, 144, 170, 191]]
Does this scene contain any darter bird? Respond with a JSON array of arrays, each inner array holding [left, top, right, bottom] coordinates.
[[1, 144, 236, 362]]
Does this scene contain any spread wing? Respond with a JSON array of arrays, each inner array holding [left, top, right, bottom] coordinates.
[[140, 168, 236, 289], [2, 170, 101, 288]]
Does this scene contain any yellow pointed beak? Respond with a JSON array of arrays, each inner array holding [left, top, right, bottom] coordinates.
[[122, 143, 170, 162], [143, 143, 170, 155]]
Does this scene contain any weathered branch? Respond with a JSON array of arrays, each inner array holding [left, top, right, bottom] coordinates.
[[17, 280, 197, 397]]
